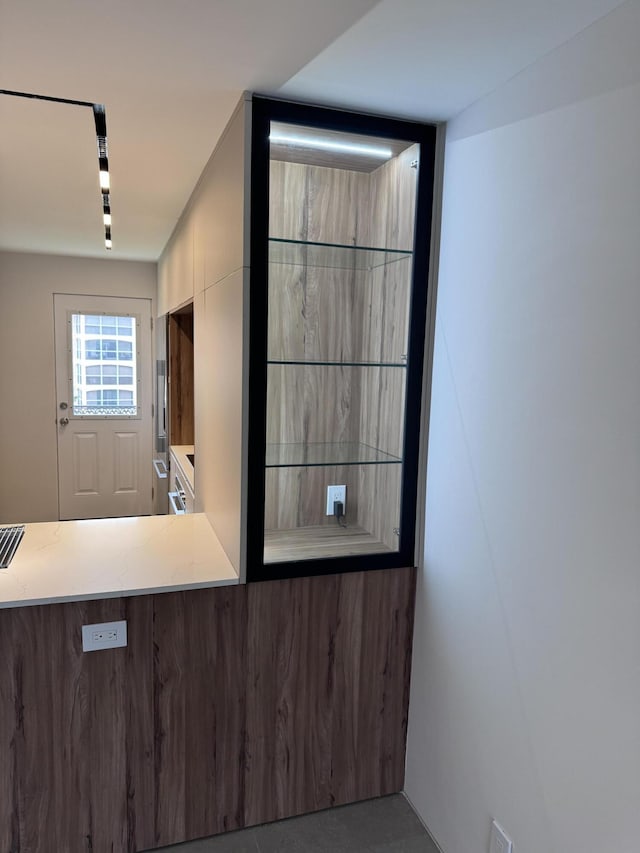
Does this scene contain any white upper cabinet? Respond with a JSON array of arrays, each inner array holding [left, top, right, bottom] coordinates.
[[158, 208, 194, 316]]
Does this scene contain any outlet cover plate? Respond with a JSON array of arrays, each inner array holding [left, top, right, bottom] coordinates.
[[326, 484, 346, 515], [82, 620, 127, 652], [490, 820, 513, 853]]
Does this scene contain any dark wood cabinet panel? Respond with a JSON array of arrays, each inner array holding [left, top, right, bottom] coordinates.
[[182, 587, 247, 840], [0, 608, 15, 853], [124, 595, 156, 852], [245, 574, 339, 825], [168, 307, 195, 446], [152, 591, 187, 846], [0, 567, 416, 852]]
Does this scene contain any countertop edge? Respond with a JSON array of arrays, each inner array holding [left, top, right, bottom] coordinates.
[[0, 574, 240, 610]]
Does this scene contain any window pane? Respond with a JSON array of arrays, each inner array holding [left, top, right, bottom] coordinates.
[[102, 340, 117, 359], [71, 313, 139, 416], [85, 339, 101, 360], [118, 341, 132, 360]]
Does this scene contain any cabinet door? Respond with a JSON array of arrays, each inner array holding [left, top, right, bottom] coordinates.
[[158, 211, 194, 316], [247, 98, 436, 580]]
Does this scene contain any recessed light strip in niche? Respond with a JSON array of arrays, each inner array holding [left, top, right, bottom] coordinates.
[[269, 131, 393, 159], [0, 89, 114, 251]]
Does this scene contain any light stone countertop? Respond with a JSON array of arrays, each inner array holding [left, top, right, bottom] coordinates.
[[0, 513, 239, 609], [170, 444, 195, 492]]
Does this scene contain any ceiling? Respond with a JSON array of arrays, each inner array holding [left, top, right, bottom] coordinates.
[[0, 0, 628, 262]]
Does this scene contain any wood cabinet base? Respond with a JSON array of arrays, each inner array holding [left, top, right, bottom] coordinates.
[[0, 567, 416, 852]]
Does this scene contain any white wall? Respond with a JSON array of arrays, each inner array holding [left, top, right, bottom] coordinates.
[[0, 251, 156, 523], [406, 4, 640, 852]]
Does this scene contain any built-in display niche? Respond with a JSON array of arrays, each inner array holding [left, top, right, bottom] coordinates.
[[168, 302, 194, 447], [247, 99, 436, 580]]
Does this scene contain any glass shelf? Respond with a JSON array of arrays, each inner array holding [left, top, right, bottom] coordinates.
[[269, 238, 412, 271], [268, 359, 407, 368], [266, 441, 402, 468]]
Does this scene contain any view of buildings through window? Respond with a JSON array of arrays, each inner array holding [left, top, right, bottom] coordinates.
[[71, 314, 138, 415]]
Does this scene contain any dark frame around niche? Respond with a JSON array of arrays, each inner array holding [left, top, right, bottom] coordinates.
[[246, 95, 436, 583]]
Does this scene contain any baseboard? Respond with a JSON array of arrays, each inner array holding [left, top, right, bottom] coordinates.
[[401, 791, 446, 853]]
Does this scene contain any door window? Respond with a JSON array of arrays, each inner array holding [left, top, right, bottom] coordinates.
[[70, 312, 139, 416]]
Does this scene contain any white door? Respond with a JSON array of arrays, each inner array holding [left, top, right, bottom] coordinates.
[[54, 294, 153, 520]]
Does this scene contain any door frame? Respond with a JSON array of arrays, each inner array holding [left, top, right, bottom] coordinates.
[[53, 292, 154, 520]]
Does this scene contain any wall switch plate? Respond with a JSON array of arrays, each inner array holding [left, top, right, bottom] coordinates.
[[82, 620, 127, 652], [326, 484, 346, 515], [490, 820, 513, 853]]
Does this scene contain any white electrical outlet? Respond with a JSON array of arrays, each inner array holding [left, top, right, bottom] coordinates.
[[489, 820, 513, 853], [82, 620, 127, 652], [326, 484, 346, 515]]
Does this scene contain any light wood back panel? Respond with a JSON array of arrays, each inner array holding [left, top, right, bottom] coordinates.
[[267, 161, 365, 529], [358, 463, 403, 550], [268, 161, 366, 364], [264, 464, 361, 531], [268, 266, 364, 363], [266, 364, 361, 446], [356, 366, 406, 459], [355, 146, 418, 545], [269, 160, 365, 244], [265, 149, 417, 536], [357, 144, 419, 249]]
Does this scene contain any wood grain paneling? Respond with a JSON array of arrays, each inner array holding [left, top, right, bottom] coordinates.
[[266, 161, 366, 533], [267, 266, 362, 364], [0, 568, 415, 852], [124, 595, 156, 853], [266, 364, 361, 447], [244, 575, 338, 825], [182, 587, 247, 838], [264, 465, 361, 531], [153, 592, 187, 845], [265, 147, 417, 552], [269, 160, 365, 245], [85, 598, 132, 853], [264, 523, 390, 563], [354, 147, 417, 551], [244, 569, 415, 825], [358, 463, 403, 551], [19, 601, 90, 853], [0, 606, 15, 853], [357, 144, 419, 250], [168, 309, 194, 446]]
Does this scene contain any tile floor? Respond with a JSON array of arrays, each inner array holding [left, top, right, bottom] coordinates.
[[150, 794, 440, 852]]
